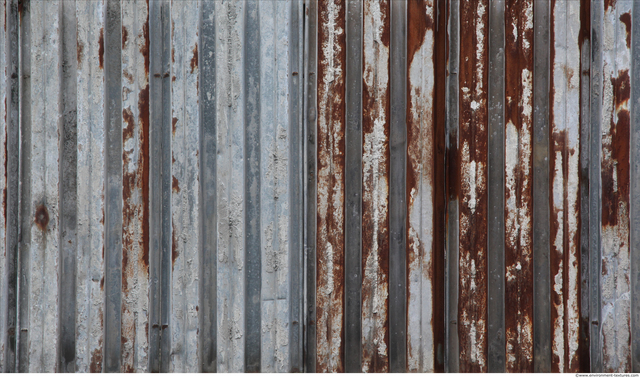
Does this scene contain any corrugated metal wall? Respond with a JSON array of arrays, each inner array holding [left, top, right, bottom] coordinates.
[[0, 0, 639, 373]]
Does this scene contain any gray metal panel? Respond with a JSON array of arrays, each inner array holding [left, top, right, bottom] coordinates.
[[487, 0, 505, 372], [388, 0, 406, 372], [532, 0, 551, 372]]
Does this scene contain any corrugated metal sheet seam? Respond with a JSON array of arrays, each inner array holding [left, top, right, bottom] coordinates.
[[0, 0, 639, 373]]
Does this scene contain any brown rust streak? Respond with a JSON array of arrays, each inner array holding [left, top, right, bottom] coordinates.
[[620, 13, 631, 49], [361, 0, 390, 372], [98, 27, 104, 70], [77, 39, 84, 68], [190, 43, 198, 74], [316, 0, 346, 372], [504, 0, 534, 372], [458, 0, 489, 372], [122, 26, 128, 49], [577, 0, 590, 372], [35, 203, 49, 231]]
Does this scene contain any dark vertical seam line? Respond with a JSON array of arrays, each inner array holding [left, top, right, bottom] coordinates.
[[631, 0, 640, 372], [533, 0, 551, 372], [344, 0, 362, 372], [57, 0, 77, 372], [103, 0, 123, 372], [4, 0, 20, 372], [389, 0, 406, 373], [244, 0, 261, 371], [487, 0, 505, 372]]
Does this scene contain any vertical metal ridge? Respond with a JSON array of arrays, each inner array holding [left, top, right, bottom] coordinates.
[[58, 0, 78, 372], [532, 0, 551, 371], [215, 0, 245, 372], [344, 0, 362, 372], [589, 0, 603, 371], [199, 0, 217, 373], [458, 0, 489, 372], [303, 0, 318, 371], [103, 0, 122, 372], [289, 0, 305, 372], [244, 0, 260, 372], [445, 0, 460, 371], [388, 0, 406, 373], [504, 0, 534, 372], [148, 0, 163, 372], [632, 0, 640, 372], [487, 0, 505, 372], [3, 0, 20, 372], [159, 1, 172, 372], [17, 1, 32, 370]]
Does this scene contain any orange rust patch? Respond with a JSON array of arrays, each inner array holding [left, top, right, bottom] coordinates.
[[123, 108, 134, 142], [620, 13, 631, 49], [98, 27, 104, 70], [190, 43, 198, 73], [34, 204, 49, 231], [172, 117, 178, 135]]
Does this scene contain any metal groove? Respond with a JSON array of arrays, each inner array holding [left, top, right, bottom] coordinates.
[[344, 0, 362, 372]]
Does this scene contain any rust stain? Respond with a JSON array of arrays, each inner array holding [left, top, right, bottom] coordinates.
[[90, 347, 102, 373], [122, 25, 128, 49], [123, 108, 134, 142], [98, 27, 104, 70], [458, 0, 489, 372], [361, 0, 390, 372], [504, 0, 534, 372], [604, 0, 616, 11], [172, 222, 178, 267], [77, 39, 84, 67], [619, 13, 631, 49], [602, 70, 630, 228], [172, 117, 178, 135], [34, 203, 49, 231], [316, 0, 346, 372], [141, 1, 150, 76], [190, 43, 198, 73], [140, 85, 150, 271], [172, 176, 180, 193]]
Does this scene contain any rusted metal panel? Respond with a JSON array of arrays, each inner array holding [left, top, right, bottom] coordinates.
[[457, 0, 489, 372], [121, 0, 150, 373], [361, 0, 390, 373], [315, 0, 346, 372], [504, 0, 534, 372], [599, 0, 632, 372], [550, 0, 583, 372], [631, 0, 640, 372], [406, 0, 434, 372]]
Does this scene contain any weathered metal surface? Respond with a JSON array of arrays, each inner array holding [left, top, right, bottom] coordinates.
[[4, 0, 640, 373], [550, 0, 583, 372], [504, 0, 534, 372], [457, 0, 488, 372], [599, 0, 632, 372]]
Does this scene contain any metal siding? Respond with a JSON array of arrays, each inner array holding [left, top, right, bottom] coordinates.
[[1, 0, 640, 373]]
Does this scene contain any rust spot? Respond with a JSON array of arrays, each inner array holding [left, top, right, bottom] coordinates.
[[604, 0, 616, 11], [100, 276, 104, 290], [172, 223, 178, 266], [77, 40, 84, 67], [190, 43, 198, 73], [172, 176, 180, 193], [140, 85, 151, 272], [172, 117, 178, 135], [122, 26, 128, 49], [196, 305, 199, 312], [98, 27, 104, 70], [123, 108, 134, 142], [172, 75, 176, 82], [407, 0, 430, 65], [90, 348, 103, 373], [620, 13, 631, 49], [34, 204, 49, 231]]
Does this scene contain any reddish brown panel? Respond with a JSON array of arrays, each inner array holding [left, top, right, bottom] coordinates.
[[316, 0, 346, 372], [406, 0, 435, 373], [503, 0, 534, 372], [458, 0, 489, 372], [361, 0, 390, 373]]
